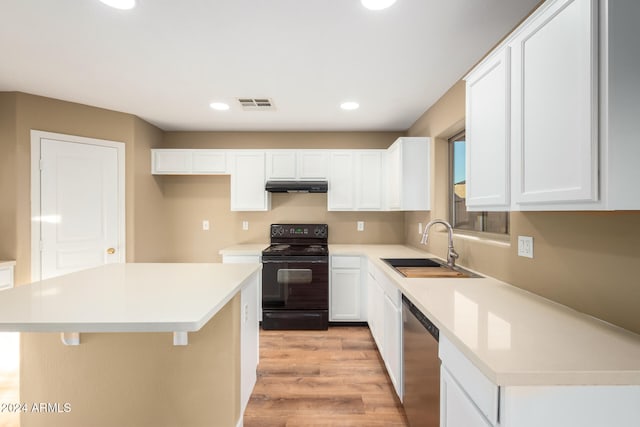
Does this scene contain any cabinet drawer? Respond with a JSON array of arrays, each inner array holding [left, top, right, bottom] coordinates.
[[439, 335, 499, 425], [331, 256, 361, 269]]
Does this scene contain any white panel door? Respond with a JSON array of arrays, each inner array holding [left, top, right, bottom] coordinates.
[[356, 151, 384, 210], [328, 151, 354, 210], [330, 268, 361, 321], [297, 151, 328, 180], [230, 151, 269, 211], [511, 0, 598, 206], [465, 47, 510, 210], [441, 367, 493, 427], [40, 139, 121, 279]]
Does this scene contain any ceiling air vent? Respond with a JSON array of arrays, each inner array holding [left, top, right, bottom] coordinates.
[[237, 98, 276, 111]]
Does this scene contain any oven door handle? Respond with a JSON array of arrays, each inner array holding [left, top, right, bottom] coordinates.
[[262, 259, 328, 264]]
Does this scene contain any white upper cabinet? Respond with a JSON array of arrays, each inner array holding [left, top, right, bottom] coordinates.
[[297, 150, 328, 180], [386, 137, 430, 211], [328, 150, 385, 211], [266, 150, 297, 180], [465, 47, 510, 211], [266, 150, 328, 181], [152, 149, 227, 175], [230, 151, 270, 211], [510, 0, 598, 208], [465, 0, 640, 211]]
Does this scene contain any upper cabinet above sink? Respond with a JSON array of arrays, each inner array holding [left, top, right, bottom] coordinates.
[[465, 0, 640, 211]]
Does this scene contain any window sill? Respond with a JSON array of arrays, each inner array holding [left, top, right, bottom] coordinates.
[[452, 229, 511, 248]]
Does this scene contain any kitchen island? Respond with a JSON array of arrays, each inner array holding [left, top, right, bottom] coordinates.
[[0, 263, 261, 427]]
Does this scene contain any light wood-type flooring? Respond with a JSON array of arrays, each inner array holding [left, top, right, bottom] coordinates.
[[244, 326, 409, 427]]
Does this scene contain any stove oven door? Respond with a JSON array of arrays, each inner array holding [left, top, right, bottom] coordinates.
[[262, 258, 328, 310]]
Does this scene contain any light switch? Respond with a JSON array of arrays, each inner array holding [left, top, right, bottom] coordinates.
[[357, 221, 365, 232], [202, 220, 210, 231], [418, 222, 423, 235]]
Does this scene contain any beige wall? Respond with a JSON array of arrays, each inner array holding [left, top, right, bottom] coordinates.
[[159, 131, 405, 262], [405, 81, 640, 335], [0, 92, 164, 284]]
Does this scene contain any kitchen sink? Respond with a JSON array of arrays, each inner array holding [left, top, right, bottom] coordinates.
[[381, 258, 482, 279]]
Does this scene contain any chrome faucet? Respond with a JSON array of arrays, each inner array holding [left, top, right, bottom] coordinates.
[[420, 219, 459, 268]]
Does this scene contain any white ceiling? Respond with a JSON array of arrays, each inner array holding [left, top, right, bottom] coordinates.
[[0, 0, 540, 131]]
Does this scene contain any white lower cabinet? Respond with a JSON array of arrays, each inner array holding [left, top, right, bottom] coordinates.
[[367, 261, 402, 400], [222, 254, 262, 321], [240, 273, 259, 416], [330, 256, 365, 321], [441, 367, 492, 427], [440, 334, 640, 427], [0, 264, 15, 291]]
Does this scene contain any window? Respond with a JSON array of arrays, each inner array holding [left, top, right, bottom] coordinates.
[[449, 131, 509, 234]]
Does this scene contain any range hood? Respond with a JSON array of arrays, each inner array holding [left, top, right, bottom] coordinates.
[[265, 180, 328, 193]]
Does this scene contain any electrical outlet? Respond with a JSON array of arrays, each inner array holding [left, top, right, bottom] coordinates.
[[357, 221, 365, 232], [202, 220, 210, 231], [242, 221, 249, 231], [518, 236, 534, 258]]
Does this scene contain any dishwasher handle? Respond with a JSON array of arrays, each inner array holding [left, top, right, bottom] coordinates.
[[402, 294, 439, 341]]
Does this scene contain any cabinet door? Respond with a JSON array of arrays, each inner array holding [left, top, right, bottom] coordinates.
[[298, 151, 328, 180], [0, 266, 14, 291], [441, 367, 493, 427], [386, 142, 402, 210], [240, 274, 259, 414], [152, 149, 192, 174], [266, 151, 297, 180], [511, 0, 598, 206], [465, 48, 510, 210], [356, 151, 384, 210], [192, 150, 226, 174], [230, 152, 270, 211], [383, 294, 402, 400], [330, 268, 361, 321], [367, 271, 385, 352], [328, 151, 355, 210]]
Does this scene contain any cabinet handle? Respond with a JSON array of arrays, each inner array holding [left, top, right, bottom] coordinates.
[[106, 248, 116, 254]]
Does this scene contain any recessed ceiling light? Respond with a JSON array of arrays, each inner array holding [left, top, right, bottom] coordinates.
[[98, 0, 136, 10], [210, 102, 230, 111], [361, 0, 397, 11], [340, 101, 360, 111]]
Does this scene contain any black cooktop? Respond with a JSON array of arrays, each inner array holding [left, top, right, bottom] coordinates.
[[262, 244, 328, 256]]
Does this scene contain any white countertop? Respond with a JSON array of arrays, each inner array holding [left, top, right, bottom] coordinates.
[[220, 243, 640, 386], [0, 263, 261, 333], [219, 244, 267, 256], [0, 260, 16, 268]]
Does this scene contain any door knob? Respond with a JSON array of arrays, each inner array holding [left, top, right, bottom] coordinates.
[[107, 248, 116, 254]]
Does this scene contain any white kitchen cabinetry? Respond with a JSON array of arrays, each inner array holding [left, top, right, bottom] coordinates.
[[230, 151, 270, 211], [0, 263, 15, 291], [328, 150, 385, 211], [151, 149, 227, 175], [330, 255, 366, 322], [510, 0, 598, 207], [221, 254, 262, 321], [266, 150, 328, 180], [240, 274, 259, 415], [367, 261, 403, 400], [440, 334, 640, 427], [386, 137, 430, 211], [441, 367, 493, 427], [508, 0, 640, 210], [464, 47, 510, 211]]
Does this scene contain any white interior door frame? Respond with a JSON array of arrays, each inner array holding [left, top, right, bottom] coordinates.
[[30, 130, 126, 282]]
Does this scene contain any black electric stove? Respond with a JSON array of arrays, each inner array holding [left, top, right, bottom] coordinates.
[[261, 224, 329, 330]]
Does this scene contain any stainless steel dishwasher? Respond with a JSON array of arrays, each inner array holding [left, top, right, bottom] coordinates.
[[402, 294, 440, 427]]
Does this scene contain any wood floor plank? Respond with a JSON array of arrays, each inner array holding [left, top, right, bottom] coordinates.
[[244, 326, 408, 426]]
